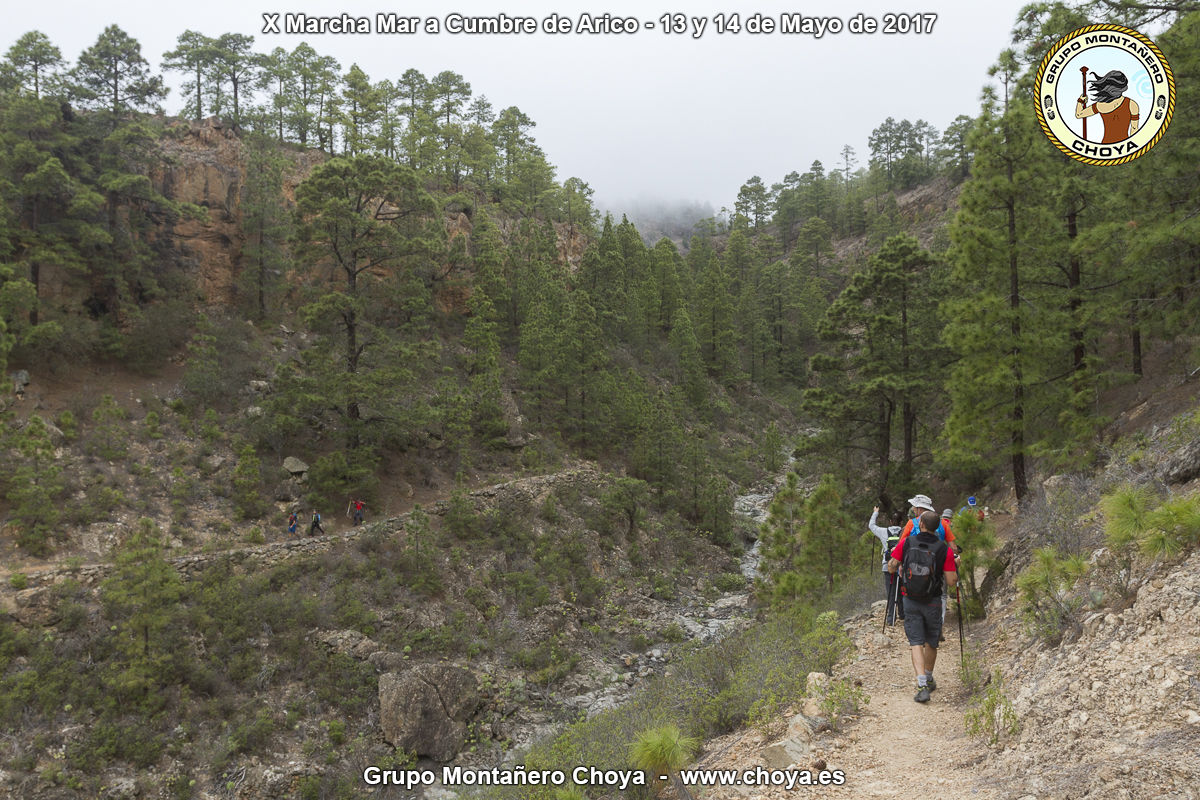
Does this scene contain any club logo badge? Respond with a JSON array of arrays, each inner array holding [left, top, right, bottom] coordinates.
[[1035, 24, 1174, 165]]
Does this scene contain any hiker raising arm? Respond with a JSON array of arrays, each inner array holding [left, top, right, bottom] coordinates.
[[870, 506, 905, 625]]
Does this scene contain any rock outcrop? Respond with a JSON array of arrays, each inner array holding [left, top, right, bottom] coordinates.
[[378, 665, 482, 761], [152, 118, 323, 306], [1158, 439, 1200, 485], [981, 549, 1200, 799]]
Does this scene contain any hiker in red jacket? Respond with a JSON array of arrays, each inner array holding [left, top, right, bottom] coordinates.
[[889, 510, 958, 703]]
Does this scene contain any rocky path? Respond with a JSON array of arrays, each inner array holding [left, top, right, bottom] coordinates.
[[696, 607, 1001, 800]]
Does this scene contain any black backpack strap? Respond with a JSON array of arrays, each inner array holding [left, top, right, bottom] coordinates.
[[932, 539, 948, 591]]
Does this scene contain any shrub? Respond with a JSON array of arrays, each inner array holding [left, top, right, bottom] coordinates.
[[484, 605, 851, 800], [306, 450, 377, 509], [143, 410, 163, 440], [958, 644, 988, 696], [233, 444, 267, 520], [818, 678, 869, 732], [67, 719, 165, 770], [226, 708, 276, 757], [55, 410, 78, 441], [539, 493, 560, 523], [659, 623, 687, 643], [87, 395, 129, 460], [1095, 486, 1200, 606], [964, 669, 1019, 745], [712, 572, 747, 593], [445, 489, 482, 540], [1015, 547, 1088, 644], [628, 724, 698, 800], [514, 635, 578, 687]]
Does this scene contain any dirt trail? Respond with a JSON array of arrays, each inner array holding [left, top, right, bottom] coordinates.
[[698, 607, 1001, 800]]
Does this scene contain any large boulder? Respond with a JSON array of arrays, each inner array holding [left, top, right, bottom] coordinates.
[[379, 665, 481, 761], [282, 456, 309, 478], [8, 588, 61, 627], [1158, 439, 1200, 485], [318, 629, 381, 660]]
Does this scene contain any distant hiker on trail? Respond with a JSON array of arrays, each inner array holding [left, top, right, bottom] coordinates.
[[287, 512, 299, 537], [309, 510, 325, 536], [869, 506, 905, 625], [960, 495, 986, 521], [889, 510, 958, 703], [348, 499, 365, 526]]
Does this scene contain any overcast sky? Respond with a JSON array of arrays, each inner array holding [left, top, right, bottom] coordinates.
[[5, 0, 1038, 212]]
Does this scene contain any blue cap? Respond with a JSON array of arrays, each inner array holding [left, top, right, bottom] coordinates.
[[967, 496, 977, 506]]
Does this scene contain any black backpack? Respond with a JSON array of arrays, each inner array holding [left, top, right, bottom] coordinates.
[[901, 533, 946, 602], [886, 526, 903, 551]]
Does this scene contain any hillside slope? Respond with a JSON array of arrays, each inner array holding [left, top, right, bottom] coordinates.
[[691, 382, 1200, 799]]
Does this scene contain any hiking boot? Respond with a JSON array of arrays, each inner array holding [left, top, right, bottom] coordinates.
[[914, 685, 931, 703], [926, 676, 937, 692]]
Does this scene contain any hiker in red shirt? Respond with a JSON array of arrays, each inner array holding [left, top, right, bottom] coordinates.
[[889, 510, 958, 703]]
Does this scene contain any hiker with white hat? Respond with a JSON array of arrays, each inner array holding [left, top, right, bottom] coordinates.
[[898, 495, 959, 638]]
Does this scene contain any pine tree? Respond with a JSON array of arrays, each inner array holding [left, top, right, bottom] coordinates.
[[208, 33, 257, 124], [238, 131, 291, 319], [629, 725, 698, 800], [162, 30, 217, 121], [647, 238, 683, 333], [1, 91, 104, 330], [805, 234, 947, 500], [1107, 12, 1200, 375], [759, 471, 813, 605], [796, 474, 856, 594], [517, 282, 564, 424], [4, 31, 65, 99], [254, 46, 293, 141], [693, 251, 738, 383], [291, 155, 440, 453], [340, 63, 382, 155], [463, 284, 507, 445], [5, 415, 64, 555], [734, 176, 771, 230], [89, 394, 128, 460], [101, 519, 186, 708], [938, 115, 975, 181], [72, 25, 167, 117], [561, 177, 597, 236], [285, 43, 339, 148], [942, 52, 1078, 505], [560, 289, 609, 446]]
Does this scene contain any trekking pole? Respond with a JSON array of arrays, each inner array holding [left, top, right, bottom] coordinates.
[[883, 573, 892, 633], [893, 568, 902, 626], [883, 573, 893, 633], [956, 583, 966, 674]]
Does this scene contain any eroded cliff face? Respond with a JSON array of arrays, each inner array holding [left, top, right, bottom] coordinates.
[[152, 118, 324, 306], [131, 118, 587, 315]]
